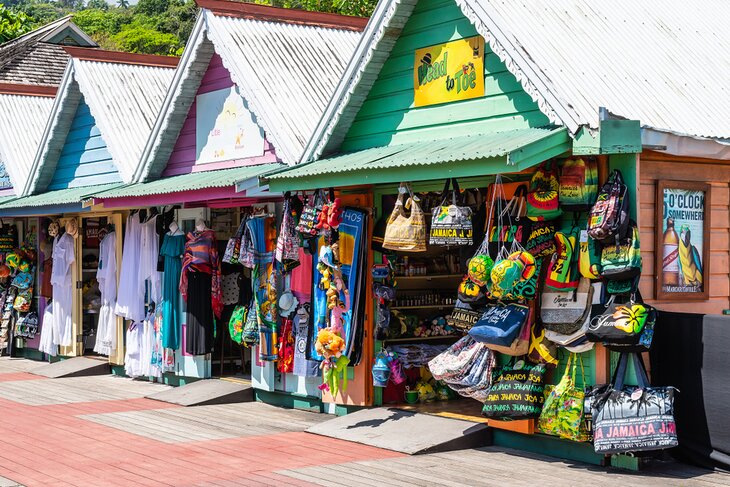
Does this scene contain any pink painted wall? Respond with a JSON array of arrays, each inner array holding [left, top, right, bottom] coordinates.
[[162, 54, 279, 177]]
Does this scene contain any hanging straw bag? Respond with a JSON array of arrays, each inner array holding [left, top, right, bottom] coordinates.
[[382, 183, 427, 252]]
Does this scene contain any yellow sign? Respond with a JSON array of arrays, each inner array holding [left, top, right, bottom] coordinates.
[[413, 36, 484, 107]]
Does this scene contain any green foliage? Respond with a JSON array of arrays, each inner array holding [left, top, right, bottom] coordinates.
[[11, 0, 375, 55], [0, 3, 32, 43]]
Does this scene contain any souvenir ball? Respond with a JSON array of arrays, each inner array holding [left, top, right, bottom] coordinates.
[[490, 258, 524, 292], [5, 252, 19, 270], [509, 250, 536, 281], [467, 254, 494, 286]]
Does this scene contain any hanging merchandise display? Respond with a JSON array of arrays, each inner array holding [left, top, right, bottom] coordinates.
[[383, 183, 427, 252], [223, 216, 246, 265], [559, 158, 599, 211], [160, 223, 185, 350], [94, 231, 117, 356], [538, 353, 591, 441], [51, 221, 76, 349], [429, 178, 473, 247], [578, 229, 602, 279], [140, 214, 163, 306], [587, 169, 630, 243], [528, 321, 559, 367], [276, 197, 301, 272], [592, 353, 678, 454], [248, 215, 278, 361], [599, 223, 643, 281], [545, 228, 580, 292], [296, 190, 324, 237], [468, 303, 529, 347], [293, 303, 319, 377], [482, 359, 547, 420], [115, 212, 145, 322], [526, 161, 562, 221], [180, 221, 223, 356], [540, 277, 593, 335], [586, 295, 657, 349]]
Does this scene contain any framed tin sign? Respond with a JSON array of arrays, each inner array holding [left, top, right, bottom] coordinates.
[[655, 180, 711, 301]]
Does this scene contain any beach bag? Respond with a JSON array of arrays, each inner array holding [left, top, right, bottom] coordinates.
[[541, 277, 593, 335], [242, 300, 260, 346], [428, 335, 484, 381], [559, 158, 598, 211], [545, 312, 594, 353], [430, 178, 473, 247], [592, 353, 678, 454], [527, 161, 562, 221], [545, 229, 580, 292], [14, 311, 39, 339], [296, 191, 323, 236], [447, 301, 484, 333], [600, 224, 642, 281], [485, 304, 533, 355], [469, 303, 529, 347], [275, 198, 300, 271], [524, 221, 556, 257], [528, 321, 559, 368], [538, 353, 591, 441], [11, 271, 33, 290], [223, 218, 246, 265], [578, 229, 602, 279], [587, 170, 630, 243], [586, 295, 656, 347], [383, 183, 427, 252], [238, 217, 255, 269], [228, 305, 247, 345], [482, 360, 547, 420]]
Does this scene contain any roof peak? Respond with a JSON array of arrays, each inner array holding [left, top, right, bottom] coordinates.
[[197, 0, 368, 31], [0, 83, 56, 97], [63, 47, 179, 68]]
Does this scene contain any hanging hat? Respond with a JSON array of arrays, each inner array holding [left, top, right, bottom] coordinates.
[[278, 291, 298, 318], [65, 219, 79, 238], [47, 221, 59, 237]]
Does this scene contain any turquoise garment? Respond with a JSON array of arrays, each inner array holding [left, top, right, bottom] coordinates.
[[160, 233, 185, 349]]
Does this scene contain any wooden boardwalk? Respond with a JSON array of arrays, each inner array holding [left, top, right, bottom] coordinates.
[[278, 447, 730, 487]]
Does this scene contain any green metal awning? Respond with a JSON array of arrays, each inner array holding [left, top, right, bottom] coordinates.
[[0, 183, 122, 215], [92, 164, 284, 199], [265, 127, 571, 191]]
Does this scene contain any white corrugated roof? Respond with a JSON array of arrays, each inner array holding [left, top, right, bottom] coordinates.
[[136, 7, 362, 181], [25, 53, 176, 195], [0, 93, 54, 194], [304, 0, 730, 162]]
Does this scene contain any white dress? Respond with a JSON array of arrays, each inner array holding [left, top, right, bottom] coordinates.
[[38, 307, 57, 357], [94, 232, 117, 356], [115, 213, 144, 322], [50, 233, 75, 347], [139, 215, 162, 305], [124, 321, 144, 377]]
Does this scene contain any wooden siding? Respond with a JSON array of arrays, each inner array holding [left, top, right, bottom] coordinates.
[[340, 0, 550, 152], [639, 152, 730, 314], [47, 98, 122, 191], [162, 54, 279, 177]]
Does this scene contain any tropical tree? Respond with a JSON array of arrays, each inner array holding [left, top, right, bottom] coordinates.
[[0, 3, 31, 43], [116, 0, 129, 9]]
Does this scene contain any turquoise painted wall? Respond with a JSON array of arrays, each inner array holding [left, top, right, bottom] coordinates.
[[341, 0, 550, 152], [47, 98, 122, 191]]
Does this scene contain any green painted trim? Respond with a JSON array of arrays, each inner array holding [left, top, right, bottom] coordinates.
[[611, 453, 643, 471], [21, 348, 46, 362], [254, 389, 324, 413], [335, 404, 367, 416], [573, 120, 641, 155], [111, 365, 126, 377], [492, 430, 607, 466], [509, 129, 571, 168]]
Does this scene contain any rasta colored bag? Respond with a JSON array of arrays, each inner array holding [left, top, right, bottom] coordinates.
[[527, 161, 562, 221], [586, 295, 656, 348], [528, 321, 559, 367], [592, 353, 677, 454], [587, 169, 630, 243], [228, 305, 248, 344], [545, 228, 580, 292], [559, 157, 598, 211], [579, 229, 602, 279], [430, 178, 473, 247], [538, 353, 591, 442], [600, 224, 642, 281], [482, 360, 547, 420], [524, 221, 556, 257], [383, 183, 427, 252]]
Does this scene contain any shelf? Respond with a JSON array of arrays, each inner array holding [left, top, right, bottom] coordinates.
[[391, 304, 454, 310], [382, 335, 461, 344], [395, 274, 462, 281]]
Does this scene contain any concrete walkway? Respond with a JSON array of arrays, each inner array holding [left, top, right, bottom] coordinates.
[[0, 357, 727, 487]]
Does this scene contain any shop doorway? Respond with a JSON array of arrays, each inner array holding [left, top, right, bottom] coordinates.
[[175, 207, 253, 380]]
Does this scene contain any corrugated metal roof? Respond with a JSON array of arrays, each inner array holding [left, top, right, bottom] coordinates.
[[25, 56, 176, 195], [0, 93, 54, 194], [0, 182, 120, 209], [94, 163, 283, 199], [270, 127, 567, 182], [304, 0, 730, 163], [204, 10, 361, 166]]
